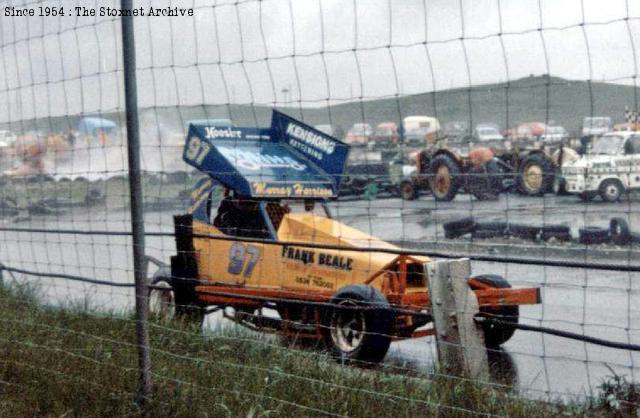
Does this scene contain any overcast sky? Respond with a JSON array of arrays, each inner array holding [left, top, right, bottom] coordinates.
[[0, 0, 639, 123]]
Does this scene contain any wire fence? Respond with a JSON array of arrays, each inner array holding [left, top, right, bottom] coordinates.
[[1, 0, 640, 416]]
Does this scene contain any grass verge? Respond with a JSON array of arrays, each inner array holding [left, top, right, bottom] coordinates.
[[0, 283, 634, 417]]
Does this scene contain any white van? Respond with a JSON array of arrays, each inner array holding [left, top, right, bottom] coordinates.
[[402, 116, 441, 146]]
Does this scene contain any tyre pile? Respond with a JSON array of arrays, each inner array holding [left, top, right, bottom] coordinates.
[[443, 217, 638, 246]]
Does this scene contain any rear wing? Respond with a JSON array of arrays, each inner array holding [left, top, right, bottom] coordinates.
[[183, 110, 349, 199]]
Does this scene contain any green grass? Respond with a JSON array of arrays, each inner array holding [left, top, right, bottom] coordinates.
[[0, 283, 632, 417]]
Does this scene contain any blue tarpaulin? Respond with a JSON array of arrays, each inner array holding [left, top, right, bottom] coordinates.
[[77, 117, 117, 135], [183, 110, 350, 199]]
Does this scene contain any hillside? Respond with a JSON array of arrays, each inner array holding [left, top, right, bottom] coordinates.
[[3, 75, 638, 138]]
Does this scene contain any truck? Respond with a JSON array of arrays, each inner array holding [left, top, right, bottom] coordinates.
[[561, 131, 640, 202], [147, 110, 541, 363]]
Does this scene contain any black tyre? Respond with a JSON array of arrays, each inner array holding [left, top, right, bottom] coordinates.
[[540, 224, 571, 241], [517, 154, 554, 196], [541, 224, 571, 233], [599, 179, 624, 203], [610, 218, 631, 245], [148, 268, 205, 326], [509, 224, 541, 241], [541, 231, 572, 242], [443, 217, 476, 239], [578, 192, 597, 202], [148, 268, 176, 321], [468, 275, 519, 347], [475, 222, 509, 235], [578, 227, 609, 245], [324, 285, 393, 364], [472, 229, 503, 239], [400, 180, 417, 200], [429, 154, 461, 201]]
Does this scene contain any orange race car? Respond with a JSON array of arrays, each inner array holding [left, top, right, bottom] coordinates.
[[148, 111, 541, 363]]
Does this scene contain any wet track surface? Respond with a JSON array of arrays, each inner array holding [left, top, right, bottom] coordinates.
[[1, 192, 640, 400]]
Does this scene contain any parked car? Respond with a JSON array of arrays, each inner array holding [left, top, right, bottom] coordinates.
[[540, 126, 569, 144], [345, 123, 373, 146], [0, 130, 17, 149], [402, 116, 442, 147], [514, 122, 547, 140], [369, 122, 399, 150], [443, 121, 469, 141], [474, 124, 504, 142], [314, 124, 344, 139], [582, 116, 612, 137], [561, 131, 640, 202]]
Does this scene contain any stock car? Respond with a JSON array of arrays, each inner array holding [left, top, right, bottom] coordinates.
[[148, 110, 541, 363], [561, 131, 640, 202]]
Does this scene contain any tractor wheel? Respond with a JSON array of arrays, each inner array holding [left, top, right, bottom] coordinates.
[[400, 181, 417, 200], [517, 154, 554, 196], [599, 179, 624, 203], [429, 154, 461, 201], [467, 160, 502, 201], [324, 285, 393, 364], [468, 275, 519, 347]]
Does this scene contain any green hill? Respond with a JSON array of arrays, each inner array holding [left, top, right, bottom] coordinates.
[[3, 75, 638, 138]]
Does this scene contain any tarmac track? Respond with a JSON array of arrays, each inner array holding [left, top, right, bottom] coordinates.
[[1, 192, 639, 400]]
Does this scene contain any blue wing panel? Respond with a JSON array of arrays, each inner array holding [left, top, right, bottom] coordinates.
[[182, 113, 349, 199]]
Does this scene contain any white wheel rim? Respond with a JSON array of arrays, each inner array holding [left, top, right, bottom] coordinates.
[[330, 300, 366, 353], [149, 280, 175, 320], [605, 184, 619, 199]]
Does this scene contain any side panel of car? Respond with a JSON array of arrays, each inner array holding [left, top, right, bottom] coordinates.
[[192, 221, 284, 288], [190, 217, 401, 295]]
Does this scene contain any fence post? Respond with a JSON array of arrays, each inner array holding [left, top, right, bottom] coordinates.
[[121, 0, 152, 414], [426, 259, 489, 380]]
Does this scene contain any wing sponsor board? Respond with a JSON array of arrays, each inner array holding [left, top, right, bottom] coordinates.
[[183, 112, 349, 199]]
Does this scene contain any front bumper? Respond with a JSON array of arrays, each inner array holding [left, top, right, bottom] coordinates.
[[564, 175, 586, 193], [562, 173, 599, 194]]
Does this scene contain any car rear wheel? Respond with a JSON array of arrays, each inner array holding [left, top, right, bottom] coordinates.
[[149, 276, 176, 321], [324, 285, 393, 364], [468, 275, 519, 347], [149, 269, 204, 327]]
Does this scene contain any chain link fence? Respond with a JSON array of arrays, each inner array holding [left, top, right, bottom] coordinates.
[[1, 0, 640, 416]]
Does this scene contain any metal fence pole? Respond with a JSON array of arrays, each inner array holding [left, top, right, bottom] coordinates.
[[121, 0, 152, 413]]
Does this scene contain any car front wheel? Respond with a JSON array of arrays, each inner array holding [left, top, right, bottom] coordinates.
[[599, 179, 624, 203], [324, 285, 393, 364]]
